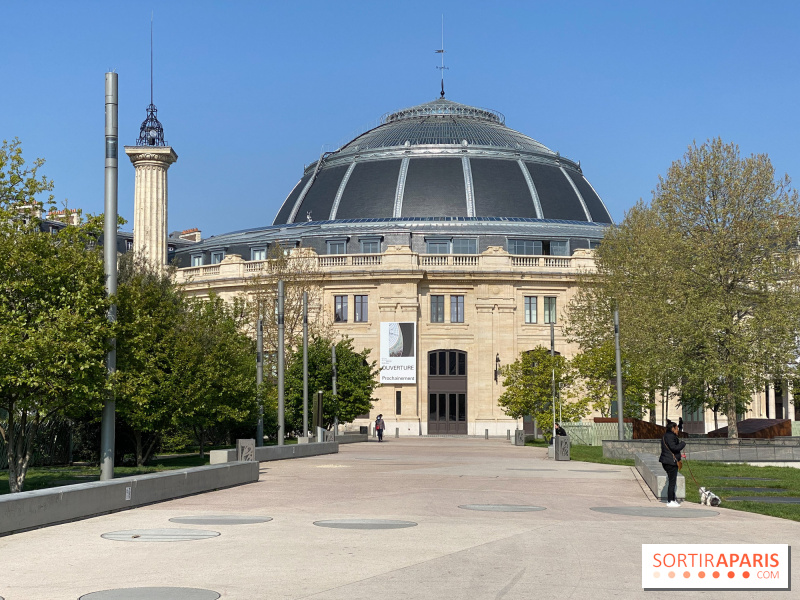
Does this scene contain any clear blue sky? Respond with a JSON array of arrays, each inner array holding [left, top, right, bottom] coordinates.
[[3, 1, 799, 236]]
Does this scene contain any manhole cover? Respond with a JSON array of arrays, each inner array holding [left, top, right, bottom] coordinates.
[[459, 504, 546, 512], [726, 496, 800, 504], [717, 487, 786, 493], [313, 519, 417, 529], [591, 506, 718, 518], [169, 515, 273, 525], [506, 468, 556, 471], [569, 469, 621, 473], [79, 588, 219, 599], [101, 529, 220, 542], [710, 477, 777, 481]]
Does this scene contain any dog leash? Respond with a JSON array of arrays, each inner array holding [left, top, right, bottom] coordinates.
[[683, 458, 701, 487]]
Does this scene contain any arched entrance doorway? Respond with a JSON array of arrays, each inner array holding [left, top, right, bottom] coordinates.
[[428, 350, 467, 434]]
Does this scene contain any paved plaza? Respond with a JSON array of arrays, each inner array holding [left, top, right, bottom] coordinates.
[[1, 438, 798, 599]]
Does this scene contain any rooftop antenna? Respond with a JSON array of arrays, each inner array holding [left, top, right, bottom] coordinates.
[[150, 11, 154, 106], [435, 15, 448, 99], [136, 11, 166, 146]]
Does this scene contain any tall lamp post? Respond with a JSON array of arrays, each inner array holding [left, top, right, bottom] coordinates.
[[100, 72, 118, 481], [256, 316, 263, 446], [614, 306, 625, 440]]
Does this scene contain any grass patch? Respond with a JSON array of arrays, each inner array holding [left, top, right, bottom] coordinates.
[[568, 444, 800, 522]]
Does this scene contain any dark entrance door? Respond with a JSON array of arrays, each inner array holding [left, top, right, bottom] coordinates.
[[428, 350, 467, 434]]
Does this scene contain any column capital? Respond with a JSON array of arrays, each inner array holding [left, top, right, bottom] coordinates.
[[124, 146, 178, 166]]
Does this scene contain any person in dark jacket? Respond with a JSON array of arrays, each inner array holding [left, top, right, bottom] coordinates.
[[375, 414, 385, 442], [659, 421, 686, 507], [555, 423, 567, 436]]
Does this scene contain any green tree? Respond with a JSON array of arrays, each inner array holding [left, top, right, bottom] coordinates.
[[115, 253, 183, 465], [571, 340, 650, 418], [0, 139, 111, 492], [285, 336, 379, 432], [568, 139, 800, 437], [497, 346, 585, 439], [172, 294, 257, 457]]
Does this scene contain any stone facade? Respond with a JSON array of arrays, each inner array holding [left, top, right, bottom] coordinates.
[[176, 245, 596, 435]]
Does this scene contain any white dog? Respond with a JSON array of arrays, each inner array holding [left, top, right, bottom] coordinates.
[[699, 487, 722, 507]]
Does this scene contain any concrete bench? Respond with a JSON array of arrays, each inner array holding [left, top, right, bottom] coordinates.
[[209, 441, 339, 464], [635, 452, 685, 501], [0, 461, 258, 536]]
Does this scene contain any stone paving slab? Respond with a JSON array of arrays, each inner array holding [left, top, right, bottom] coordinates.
[[0, 438, 798, 600]]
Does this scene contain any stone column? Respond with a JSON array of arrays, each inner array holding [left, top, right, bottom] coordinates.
[[787, 381, 795, 422], [123, 146, 178, 268], [767, 383, 776, 420]]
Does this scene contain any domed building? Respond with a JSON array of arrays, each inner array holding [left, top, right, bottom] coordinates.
[[172, 98, 613, 436]]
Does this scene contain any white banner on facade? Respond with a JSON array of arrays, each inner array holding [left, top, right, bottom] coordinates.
[[380, 322, 416, 383]]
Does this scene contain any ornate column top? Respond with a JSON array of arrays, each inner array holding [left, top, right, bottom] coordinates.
[[123, 146, 178, 165]]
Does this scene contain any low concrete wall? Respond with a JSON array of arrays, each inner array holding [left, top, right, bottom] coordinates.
[[635, 453, 685, 501], [335, 434, 368, 444], [209, 441, 339, 465], [604, 438, 800, 462], [0, 462, 258, 537]]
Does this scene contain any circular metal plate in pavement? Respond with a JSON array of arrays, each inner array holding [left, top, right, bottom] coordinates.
[[726, 496, 800, 504], [710, 476, 777, 481], [313, 519, 417, 529], [716, 487, 786, 493], [569, 469, 621, 473], [169, 515, 273, 525], [591, 506, 718, 518], [506, 468, 556, 471], [459, 504, 546, 512], [79, 588, 220, 599], [100, 529, 220, 542]]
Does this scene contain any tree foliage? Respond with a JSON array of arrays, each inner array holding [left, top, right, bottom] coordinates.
[[497, 346, 586, 439], [285, 336, 379, 432], [115, 253, 183, 465], [171, 294, 257, 457], [0, 139, 111, 492], [567, 138, 800, 437]]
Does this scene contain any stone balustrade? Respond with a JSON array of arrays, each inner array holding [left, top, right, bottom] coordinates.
[[177, 247, 590, 284]]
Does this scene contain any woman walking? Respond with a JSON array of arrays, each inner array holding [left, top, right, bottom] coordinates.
[[375, 414, 385, 442], [659, 421, 686, 507]]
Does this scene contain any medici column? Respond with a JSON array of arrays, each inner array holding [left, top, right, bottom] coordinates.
[[124, 103, 177, 267]]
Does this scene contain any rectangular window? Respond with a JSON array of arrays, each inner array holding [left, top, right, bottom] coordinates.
[[354, 295, 368, 322], [426, 239, 449, 254], [49, 226, 58, 234], [452, 238, 477, 254], [396, 391, 402, 415], [450, 295, 464, 323], [191, 254, 203, 267], [550, 240, 569, 256], [334, 295, 348, 322], [360, 238, 380, 253], [327, 240, 346, 254], [211, 251, 224, 264], [126, 239, 134, 251], [251, 247, 267, 261], [544, 296, 557, 324], [524, 296, 537, 324], [508, 239, 542, 255], [430, 295, 445, 323]]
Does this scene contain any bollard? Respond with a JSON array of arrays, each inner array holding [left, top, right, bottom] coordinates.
[[485, 429, 489, 440], [395, 427, 399, 438], [507, 429, 510, 440]]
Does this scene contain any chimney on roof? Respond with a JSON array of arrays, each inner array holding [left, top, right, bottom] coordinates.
[[47, 208, 80, 225], [179, 227, 201, 242]]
